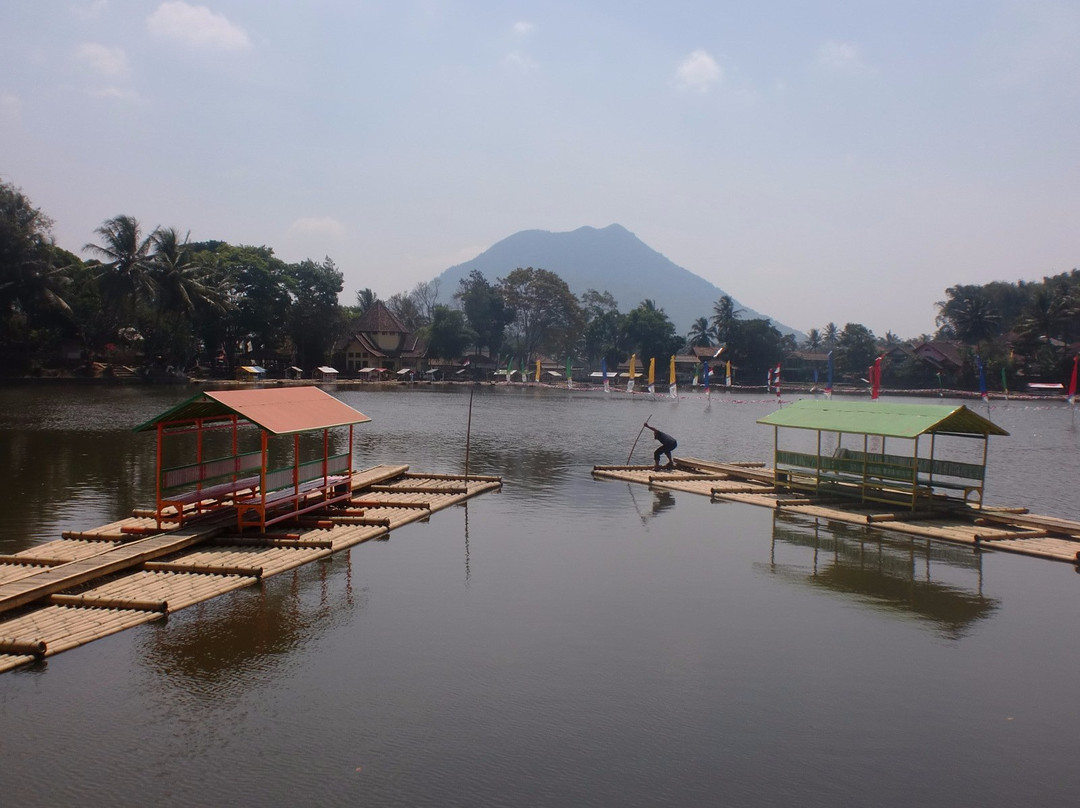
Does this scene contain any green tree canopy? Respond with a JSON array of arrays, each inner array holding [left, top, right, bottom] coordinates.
[[455, 269, 513, 356], [498, 267, 583, 358], [425, 305, 471, 361], [620, 301, 681, 362]]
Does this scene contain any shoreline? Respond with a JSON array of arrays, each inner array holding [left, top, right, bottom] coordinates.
[[0, 374, 1068, 402]]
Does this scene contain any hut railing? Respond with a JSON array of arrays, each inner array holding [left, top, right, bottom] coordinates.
[[161, 451, 263, 491]]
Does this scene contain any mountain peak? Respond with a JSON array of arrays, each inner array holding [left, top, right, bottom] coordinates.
[[435, 225, 799, 337]]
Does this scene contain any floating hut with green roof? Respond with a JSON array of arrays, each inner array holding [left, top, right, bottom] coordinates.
[[756, 400, 1009, 510]]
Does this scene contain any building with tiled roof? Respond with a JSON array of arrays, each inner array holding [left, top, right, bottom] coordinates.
[[341, 301, 427, 374]]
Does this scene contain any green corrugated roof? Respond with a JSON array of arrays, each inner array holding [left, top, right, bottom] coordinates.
[[756, 399, 1009, 438]]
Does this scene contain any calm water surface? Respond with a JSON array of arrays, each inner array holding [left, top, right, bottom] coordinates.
[[1, 384, 1079, 807]]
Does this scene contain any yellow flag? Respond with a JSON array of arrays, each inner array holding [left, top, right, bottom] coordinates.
[[535, 359, 541, 382], [669, 355, 676, 385], [648, 357, 655, 386]]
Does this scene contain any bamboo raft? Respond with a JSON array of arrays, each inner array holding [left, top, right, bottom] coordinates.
[[593, 456, 1080, 566], [0, 465, 501, 674]]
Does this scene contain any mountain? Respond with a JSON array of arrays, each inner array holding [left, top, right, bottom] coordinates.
[[433, 224, 802, 339]]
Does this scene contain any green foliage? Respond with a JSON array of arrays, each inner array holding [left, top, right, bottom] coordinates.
[[0, 181, 77, 372], [725, 318, 785, 378], [455, 269, 513, 356], [498, 267, 583, 358], [581, 289, 621, 366], [424, 305, 471, 360], [687, 316, 716, 348], [286, 257, 344, 369], [620, 301, 681, 361], [835, 323, 878, 378]]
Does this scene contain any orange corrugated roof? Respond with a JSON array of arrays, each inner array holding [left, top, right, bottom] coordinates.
[[134, 386, 370, 435]]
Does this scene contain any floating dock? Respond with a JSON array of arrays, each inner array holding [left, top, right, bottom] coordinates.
[[593, 457, 1080, 566], [0, 465, 501, 673]]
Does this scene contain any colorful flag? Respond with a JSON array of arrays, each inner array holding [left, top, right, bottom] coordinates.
[[535, 359, 541, 383], [1069, 355, 1078, 405], [702, 362, 710, 391], [648, 357, 656, 393], [628, 354, 636, 392], [725, 359, 732, 388], [566, 355, 572, 389], [601, 357, 610, 393], [825, 351, 833, 398], [871, 355, 883, 400], [669, 355, 677, 398]]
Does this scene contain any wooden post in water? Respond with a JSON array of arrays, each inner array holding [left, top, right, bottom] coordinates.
[[464, 385, 475, 481]]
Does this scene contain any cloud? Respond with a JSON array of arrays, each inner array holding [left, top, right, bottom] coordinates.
[[816, 40, 872, 74], [675, 49, 722, 92], [286, 217, 347, 240], [512, 21, 535, 36], [75, 42, 128, 76], [73, 0, 109, 21], [88, 86, 140, 101], [0, 93, 21, 122], [505, 51, 538, 71], [147, 2, 252, 51]]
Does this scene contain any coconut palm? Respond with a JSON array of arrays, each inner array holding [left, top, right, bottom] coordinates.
[[687, 316, 715, 348], [356, 287, 378, 314], [149, 227, 226, 316], [84, 215, 157, 330], [803, 328, 821, 351], [710, 295, 743, 344], [822, 322, 839, 349]]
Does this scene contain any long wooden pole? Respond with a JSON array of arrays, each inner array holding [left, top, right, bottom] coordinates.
[[627, 414, 653, 465], [464, 385, 475, 480]]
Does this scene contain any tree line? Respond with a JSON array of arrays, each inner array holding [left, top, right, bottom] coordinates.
[[2, 178, 1077, 388]]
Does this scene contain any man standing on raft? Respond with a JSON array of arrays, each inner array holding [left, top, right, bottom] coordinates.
[[644, 421, 677, 470]]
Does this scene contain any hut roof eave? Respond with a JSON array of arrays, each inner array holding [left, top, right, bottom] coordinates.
[[756, 399, 1009, 439], [134, 386, 371, 435]]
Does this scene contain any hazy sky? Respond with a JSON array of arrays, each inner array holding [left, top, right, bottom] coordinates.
[[3, 1, 1078, 338]]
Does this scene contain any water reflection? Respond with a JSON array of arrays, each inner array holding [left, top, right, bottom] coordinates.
[[139, 554, 362, 694], [762, 512, 998, 640]]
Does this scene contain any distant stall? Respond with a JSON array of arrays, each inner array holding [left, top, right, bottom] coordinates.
[[134, 386, 371, 532], [396, 367, 415, 381], [236, 365, 266, 382], [316, 366, 339, 383], [287, 366, 304, 380], [757, 399, 1009, 510]]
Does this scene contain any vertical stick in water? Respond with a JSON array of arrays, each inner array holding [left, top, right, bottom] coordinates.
[[627, 414, 653, 465], [464, 384, 475, 480]]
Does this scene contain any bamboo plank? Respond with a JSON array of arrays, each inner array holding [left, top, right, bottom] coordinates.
[[143, 561, 264, 578], [49, 594, 168, 613]]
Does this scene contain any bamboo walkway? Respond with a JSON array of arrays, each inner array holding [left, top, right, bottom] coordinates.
[[0, 465, 501, 673], [593, 456, 1080, 566]]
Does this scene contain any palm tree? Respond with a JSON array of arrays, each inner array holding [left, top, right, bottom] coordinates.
[[937, 290, 1000, 345], [84, 215, 157, 332], [822, 322, 838, 349], [149, 227, 226, 317], [710, 295, 742, 344], [687, 316, 715, 348], [356, 287, 378, 314], [804, 328, 821, 351]]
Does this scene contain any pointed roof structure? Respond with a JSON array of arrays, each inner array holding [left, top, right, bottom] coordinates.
[[135, 386, 370, 435], [355, 300, 409, 334]]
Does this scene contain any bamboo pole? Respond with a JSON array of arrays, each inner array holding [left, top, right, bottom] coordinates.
[[0, 636, 46, 657]]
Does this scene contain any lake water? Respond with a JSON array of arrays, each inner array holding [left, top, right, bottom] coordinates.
[[1, 383, 1079, 807]]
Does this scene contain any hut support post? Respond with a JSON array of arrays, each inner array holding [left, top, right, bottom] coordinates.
[[815, 429, 822, 495]]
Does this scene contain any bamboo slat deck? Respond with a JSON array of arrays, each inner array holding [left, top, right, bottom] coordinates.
[[0, 465, 501, 674], [593, 456, 1080, 565]]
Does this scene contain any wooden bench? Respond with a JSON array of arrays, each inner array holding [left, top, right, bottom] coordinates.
[[234, 453, 353, 531], [156, 451, 264, 527], [774, 449, 935, 508]]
